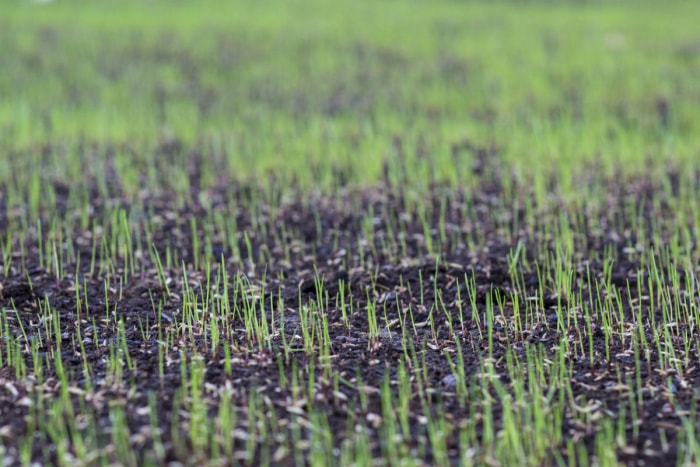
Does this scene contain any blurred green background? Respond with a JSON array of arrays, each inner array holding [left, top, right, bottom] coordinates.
[[2, 0, 699, 196]]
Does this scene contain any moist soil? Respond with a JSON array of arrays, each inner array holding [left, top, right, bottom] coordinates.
[[0, 161, 698, 466]]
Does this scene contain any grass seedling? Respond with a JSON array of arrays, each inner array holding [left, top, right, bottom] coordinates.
[[2, 1, 700, 465]]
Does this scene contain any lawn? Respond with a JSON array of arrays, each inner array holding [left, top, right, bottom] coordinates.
[[1, 0, 700, 465]]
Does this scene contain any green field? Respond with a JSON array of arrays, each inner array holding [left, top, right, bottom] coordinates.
[[1, 0, 700, 465]]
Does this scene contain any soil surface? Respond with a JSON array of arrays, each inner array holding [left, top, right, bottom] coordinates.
[[0, 160, 698, 466]]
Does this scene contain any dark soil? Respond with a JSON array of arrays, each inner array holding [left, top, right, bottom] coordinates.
[[0, 160, 698, 466]]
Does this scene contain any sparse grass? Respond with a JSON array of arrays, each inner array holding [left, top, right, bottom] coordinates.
[[1, 0, 700, 465]]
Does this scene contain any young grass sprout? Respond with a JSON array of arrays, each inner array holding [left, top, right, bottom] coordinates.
[[1, 0, 700, 465]]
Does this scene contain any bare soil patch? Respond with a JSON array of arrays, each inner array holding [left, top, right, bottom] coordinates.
[[0, 165, 697, 465]]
